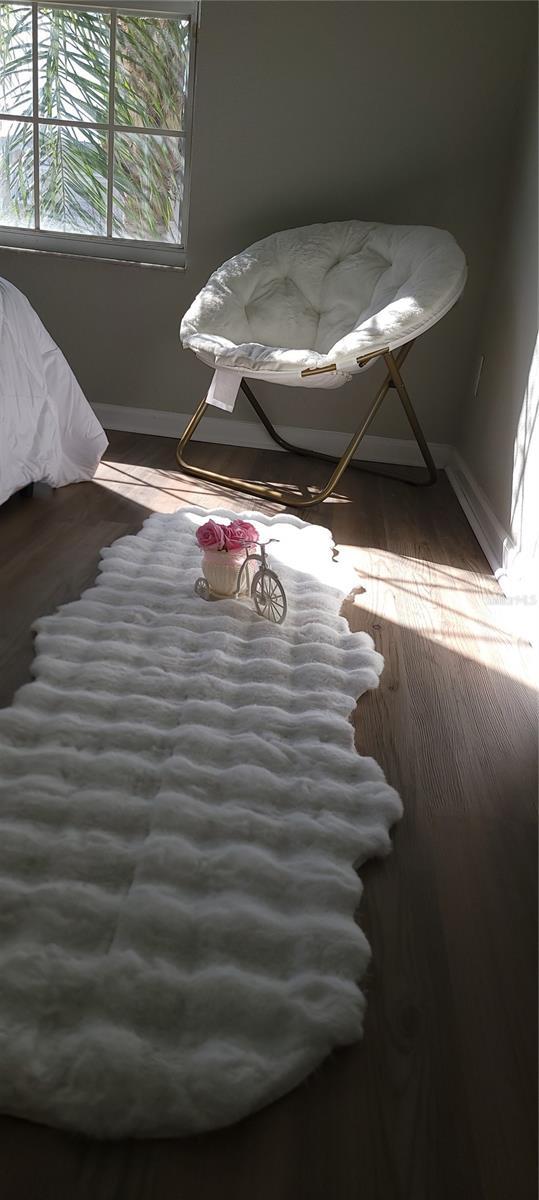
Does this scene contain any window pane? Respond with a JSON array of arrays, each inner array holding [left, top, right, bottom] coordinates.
[[113, 133, 184, 244], [39, 123, 107, 234], [38, 7, 110, 123], [0, 4, 33, 116], [115, 15, 189, 130], [0, 118, 33, 226]]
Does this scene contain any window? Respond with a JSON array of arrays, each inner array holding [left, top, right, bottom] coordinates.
[[0, 1, 197, 265]]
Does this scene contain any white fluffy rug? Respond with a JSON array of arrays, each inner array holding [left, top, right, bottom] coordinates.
[[0, 507, 402, 1138]]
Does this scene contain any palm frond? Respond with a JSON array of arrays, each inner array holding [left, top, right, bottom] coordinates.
[[0, 5, 188, 241]]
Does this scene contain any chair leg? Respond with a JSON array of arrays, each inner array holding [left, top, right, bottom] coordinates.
[[176, 342, 437, 507], [241, 345, 437, 487], [381, 351, 437, 485]]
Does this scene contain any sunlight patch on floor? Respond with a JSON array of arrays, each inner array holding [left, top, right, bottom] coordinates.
[[338, 543, 536, 686], [93, 460, 535, 688], [94, 460, 352, 511], [94, 460, 262, 514]]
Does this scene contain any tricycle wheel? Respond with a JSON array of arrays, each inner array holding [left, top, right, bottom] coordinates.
[[251, 569, 287, 624]]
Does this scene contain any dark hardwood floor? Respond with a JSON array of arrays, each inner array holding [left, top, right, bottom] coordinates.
[[0, 432, 537, 1200]]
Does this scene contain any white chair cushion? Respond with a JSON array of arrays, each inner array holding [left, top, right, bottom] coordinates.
[[181, 220, 466, 388]]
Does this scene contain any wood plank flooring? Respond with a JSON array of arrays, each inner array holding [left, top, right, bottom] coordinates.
[[0, 432, 536, 1200]]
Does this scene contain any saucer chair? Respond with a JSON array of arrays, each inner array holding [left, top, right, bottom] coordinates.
[[178, 220, 467, 507]]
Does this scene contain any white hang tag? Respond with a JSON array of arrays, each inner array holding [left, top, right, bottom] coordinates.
[[206, 368, 242, 412]]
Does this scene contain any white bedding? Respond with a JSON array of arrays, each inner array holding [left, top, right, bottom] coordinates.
[[0, 277, 107, 505]]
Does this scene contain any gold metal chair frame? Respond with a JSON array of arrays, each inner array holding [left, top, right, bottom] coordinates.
[[176, 339, 437, 507]]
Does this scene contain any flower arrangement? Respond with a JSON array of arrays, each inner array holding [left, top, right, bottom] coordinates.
[[196, 519, 259, 596], [196, 518, 259, 553]]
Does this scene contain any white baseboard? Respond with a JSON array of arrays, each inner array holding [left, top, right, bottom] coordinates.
[[92, 401, 451, 469], [446, 449, 512, 582], [446, 448, 537, 641]]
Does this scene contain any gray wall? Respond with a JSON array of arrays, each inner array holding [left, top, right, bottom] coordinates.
[[0, 1, 535, 443], [457, 52, 538, 533]]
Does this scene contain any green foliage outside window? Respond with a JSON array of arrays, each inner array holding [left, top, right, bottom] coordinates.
[[0, 4, 189, 244]]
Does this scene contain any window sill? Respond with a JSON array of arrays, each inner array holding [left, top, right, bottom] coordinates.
[[0, 229, 186, 270]]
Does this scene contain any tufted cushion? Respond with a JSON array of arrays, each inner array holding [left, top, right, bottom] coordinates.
[[181, 220, 467, 388]]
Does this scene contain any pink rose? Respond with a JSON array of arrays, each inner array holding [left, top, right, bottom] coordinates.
[[223, 520, 260, 551], [196, 519, 226, 551]]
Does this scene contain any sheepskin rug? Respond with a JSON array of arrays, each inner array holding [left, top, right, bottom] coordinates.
[[0, 507, 402, 1138]]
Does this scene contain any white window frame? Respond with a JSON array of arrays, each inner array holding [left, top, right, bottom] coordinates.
[[0, 0, 198, 267]]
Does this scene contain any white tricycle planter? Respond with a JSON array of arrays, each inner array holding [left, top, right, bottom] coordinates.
[[195, 539, 287, 625]]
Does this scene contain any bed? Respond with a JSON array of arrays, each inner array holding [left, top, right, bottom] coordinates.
[[0, 276, 108, 506]]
